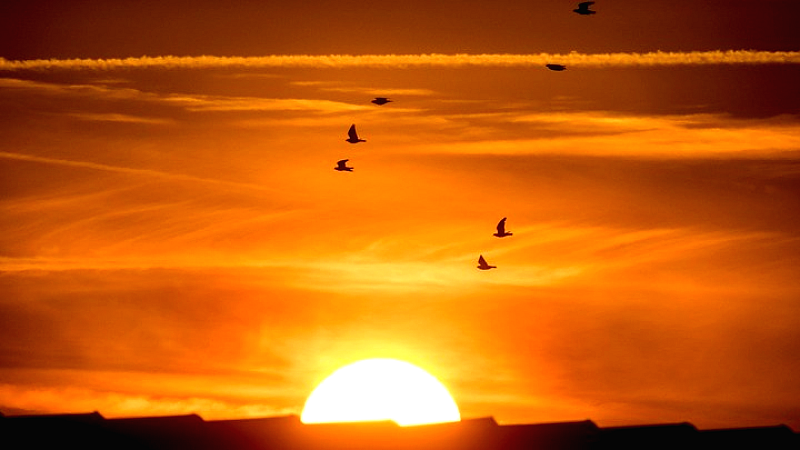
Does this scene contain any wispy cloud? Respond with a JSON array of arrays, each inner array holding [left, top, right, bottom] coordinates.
[[289, 82, 436, 97], [409, 112, 800, 157], [1, 77, 370, 114], [0, 77, 143, 98], [2, 51, 799, 71], [0, 376, 299, 419], [0, 151, 277, 192], [67, 112, 174, 125], [163, 96, 369, 113]]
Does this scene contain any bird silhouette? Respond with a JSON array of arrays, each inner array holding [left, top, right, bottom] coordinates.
[[493, 217, 513, 237], [371, 97, 392, 105], [346, 124, 366, 143], [477, 255, 497, 270], [334, 159, 353, 171], [573, 1, 596, 15], [546, 64, 567, 71]]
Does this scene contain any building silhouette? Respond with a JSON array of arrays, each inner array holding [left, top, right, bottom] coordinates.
[[1, 412, 797, 450]]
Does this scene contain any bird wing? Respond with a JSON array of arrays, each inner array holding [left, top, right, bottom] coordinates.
[[348, 124, 358, 140], [478, 255, 487, 265], [496, 217, 507, 234], [337, 159, 349, 168]]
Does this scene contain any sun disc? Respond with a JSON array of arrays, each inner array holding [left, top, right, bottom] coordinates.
[[301, 358, 460, 426]]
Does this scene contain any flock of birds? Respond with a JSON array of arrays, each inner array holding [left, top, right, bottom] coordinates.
[[334, 2, 598, 270]]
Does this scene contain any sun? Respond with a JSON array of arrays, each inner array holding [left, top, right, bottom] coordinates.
[[300, 358, 461, 426]]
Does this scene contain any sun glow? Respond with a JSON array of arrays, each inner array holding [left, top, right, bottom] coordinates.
[[300, 359, 461, 426]]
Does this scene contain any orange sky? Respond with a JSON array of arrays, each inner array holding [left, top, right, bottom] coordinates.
[[1, 0, 800, 430]]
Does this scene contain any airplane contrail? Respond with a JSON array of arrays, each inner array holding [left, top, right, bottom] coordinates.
[[1, 51, 799, 71]]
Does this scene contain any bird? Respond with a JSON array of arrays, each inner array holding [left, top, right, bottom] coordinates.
[[346, 124, 366, 143], [477, 255, 497, 270], [546, 64, 567, 71], [493, 217, 513, 238], [334, 159, 353, 171], [573, 1, 596, 15], [371, 97, 392, 105]]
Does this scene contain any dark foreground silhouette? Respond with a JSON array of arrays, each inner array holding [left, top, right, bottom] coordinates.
[[1, 412, 796, 450]]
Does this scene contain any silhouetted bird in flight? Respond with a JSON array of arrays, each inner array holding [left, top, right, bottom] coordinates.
[[334, 159, 354, 171], [573, 1, 596, 15], [493, 217, 513, 238], [346, 124, 366, 143], [371, 97, 392, 105], [477, 255, 497, 270], [546, 64, 567, 71]]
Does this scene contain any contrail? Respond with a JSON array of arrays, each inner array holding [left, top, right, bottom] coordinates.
[[0, 151, 276, 193], [1, 51, 799, 71]]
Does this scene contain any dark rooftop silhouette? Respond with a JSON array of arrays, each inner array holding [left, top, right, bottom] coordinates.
[[598, 422, 699, 450], [1, 412, 797, 450]]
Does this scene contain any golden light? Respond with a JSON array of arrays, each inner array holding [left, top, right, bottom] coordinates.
[[300, 358, 461, 426]]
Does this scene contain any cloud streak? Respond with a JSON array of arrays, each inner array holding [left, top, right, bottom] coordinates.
[[0, 78, 369, 114], [406, 112, 800, 157], [0, 151, 276, 193], [2, 51, 799, 71]]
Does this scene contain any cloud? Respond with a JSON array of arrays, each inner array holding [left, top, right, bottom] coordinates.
[[0, 151, 277, 192], [1, 77, 370, 115], [0, 379, 298, 420], [2, 51, 799, 71], [408, 112, 800, 157], [163, 96, 369, 113], [0, 77, 144, 99], [67, 112, 174, 125], [294, 83, 437, 97]]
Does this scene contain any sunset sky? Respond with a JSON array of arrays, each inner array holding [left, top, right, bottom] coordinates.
[[1, 0, 799, 430]]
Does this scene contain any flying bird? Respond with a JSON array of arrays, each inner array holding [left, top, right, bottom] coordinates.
[[346, 124, 366, 143], [546, 64, 567, 71], [334, 159, 353, 171], [573, 1, 596, 15], [493, 217, 513, 238], [371, 97, 392, 105], [477, 255, 497, 270]]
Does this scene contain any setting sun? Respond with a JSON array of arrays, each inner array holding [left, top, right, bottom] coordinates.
[[301, 359, 461, 426]]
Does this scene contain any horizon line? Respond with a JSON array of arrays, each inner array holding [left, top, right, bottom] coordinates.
[[2, 410, 796, 432], [2, 50, 799, 71]]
